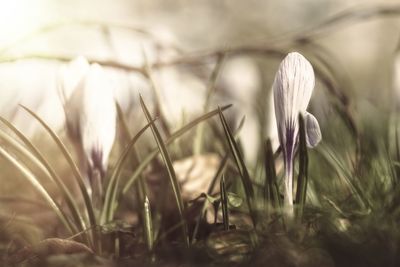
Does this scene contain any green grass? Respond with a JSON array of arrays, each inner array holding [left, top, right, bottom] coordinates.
[[2, 88, 400, 267], [2, 100, 393, 267]]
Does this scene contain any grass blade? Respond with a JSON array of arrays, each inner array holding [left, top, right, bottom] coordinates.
[[143, 196, 154, 252], [115, 103, 133, 147], [317, 144, 368, 210], [191, 154, 229, 244], [0, 146, 75, 234], [140, 95, 189, 247], [0, 117, 88, 242], [19, 105, 98, 249], [115, 103, 148, 225], [218, 107, 256, 227], [101, 118, 155, 223], [264, 139, 281, 213], [395, 121, 400, 184], [295, 114, 309, 221], [122, 104, 232, 195], [0, 129, 50, 180], [191, 116, 246, 243], [220, 175, 229, 231], [142, 48, 171, 136], [194, 54, 225, 154]]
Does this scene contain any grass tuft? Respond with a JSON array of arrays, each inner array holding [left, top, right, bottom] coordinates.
[[139, 95, 190, 247]]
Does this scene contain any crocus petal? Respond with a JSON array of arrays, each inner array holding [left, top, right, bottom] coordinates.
[[305, 112, 322, 148], [59, 56, 90, 104], [81, 63, 117, 172], [273, 52, 315, 148], [61, 59, 117, 179]]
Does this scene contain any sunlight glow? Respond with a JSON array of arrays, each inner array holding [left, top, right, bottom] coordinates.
[[0, 0, 46, 45]]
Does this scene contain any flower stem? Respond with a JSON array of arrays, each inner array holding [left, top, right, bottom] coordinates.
[[284, 149, 294, 219]]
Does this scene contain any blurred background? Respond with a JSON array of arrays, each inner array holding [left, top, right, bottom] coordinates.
[[0, 0, 399, 133], [0, 0, 400, 248]]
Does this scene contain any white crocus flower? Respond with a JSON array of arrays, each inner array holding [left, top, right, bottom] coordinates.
[[273, 52, 321, 217], [60, 57, 117, 203]]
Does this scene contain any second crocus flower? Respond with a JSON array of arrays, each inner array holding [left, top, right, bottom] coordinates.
[[59, 57, 117, 205]]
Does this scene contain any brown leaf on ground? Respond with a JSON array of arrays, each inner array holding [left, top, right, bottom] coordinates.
[[173, 153, 221, 200]]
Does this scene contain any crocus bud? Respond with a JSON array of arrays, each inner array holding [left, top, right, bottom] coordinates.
[[272, 52, 321, 217], [60, 57, 117, 203]]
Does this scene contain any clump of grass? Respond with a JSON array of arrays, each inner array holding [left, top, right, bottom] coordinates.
[[1, 73, 397, 267]]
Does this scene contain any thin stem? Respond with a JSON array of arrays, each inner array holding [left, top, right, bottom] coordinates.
[[283, 142, 295, 219], [283, 156, 294, 216]]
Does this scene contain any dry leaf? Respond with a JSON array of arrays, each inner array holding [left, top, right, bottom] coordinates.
[[173, 153, 220, 200]]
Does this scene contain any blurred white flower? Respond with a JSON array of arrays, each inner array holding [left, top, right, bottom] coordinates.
[[0, 61, 65, 137], [393, 52, 400, 110], [219, 57, 262, 165], [273, 52, 321, 216], [154, 65, 206, 129], [266, 89, 280, 152], [59, 57, 117, 199]]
